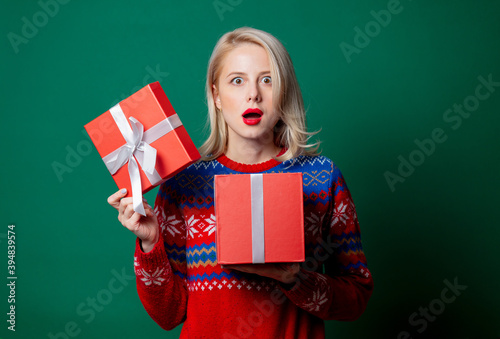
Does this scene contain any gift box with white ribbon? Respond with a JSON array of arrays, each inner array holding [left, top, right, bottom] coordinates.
[[215, 173, 305, 264], [85, 82, 200, 216]]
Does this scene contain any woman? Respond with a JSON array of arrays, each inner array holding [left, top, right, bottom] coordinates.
[[108, 27, 373, 338]]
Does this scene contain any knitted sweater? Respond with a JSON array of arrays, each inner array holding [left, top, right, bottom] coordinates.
[[133, 154, 373, 338]]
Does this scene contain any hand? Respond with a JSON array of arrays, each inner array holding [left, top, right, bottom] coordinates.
[[107, 189, 160, 253], [222, 263, 300, 284]]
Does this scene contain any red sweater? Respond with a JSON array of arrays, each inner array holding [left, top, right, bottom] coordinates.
[[134, 155, 373, 338]]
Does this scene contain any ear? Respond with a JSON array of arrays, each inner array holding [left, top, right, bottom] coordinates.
[[212, 84, 221, 110]]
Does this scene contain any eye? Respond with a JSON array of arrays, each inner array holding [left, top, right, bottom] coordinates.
[[261, 76, 272, 84], [231, 77, 244, 85]]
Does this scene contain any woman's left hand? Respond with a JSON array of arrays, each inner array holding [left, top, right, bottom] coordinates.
[[222, 263, 301, 284]]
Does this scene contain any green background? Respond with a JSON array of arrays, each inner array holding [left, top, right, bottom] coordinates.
[[1, 0, 499, 338]]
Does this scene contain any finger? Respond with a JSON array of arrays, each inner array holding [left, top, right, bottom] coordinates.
[[277, 263, 291, 271], [123, 203, 136, 221], [145, 204, 155, 218], [279, 263, 299, 276], [118, 197, 133, 217], [128, 211, 142, 228], [107, 188, 128, 209], [228, 265, 253, 273]]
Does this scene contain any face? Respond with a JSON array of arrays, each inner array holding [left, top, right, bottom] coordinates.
[[213, 43, 279, 147]]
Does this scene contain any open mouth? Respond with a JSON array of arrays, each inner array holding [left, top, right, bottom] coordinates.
[[243, 112, 262, 119], [242, 108, 263, 125]]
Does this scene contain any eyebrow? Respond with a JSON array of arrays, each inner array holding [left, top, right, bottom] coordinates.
[[225, 71, 271, 79]]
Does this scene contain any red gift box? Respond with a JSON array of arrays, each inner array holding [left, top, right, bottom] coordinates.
[[215, 173, 305, 264], [84, 82, 200, 215]]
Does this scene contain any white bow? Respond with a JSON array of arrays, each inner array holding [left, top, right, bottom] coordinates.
[[102, 103, 183, 216]]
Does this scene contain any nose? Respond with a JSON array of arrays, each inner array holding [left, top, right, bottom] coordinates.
[[247, 81, 261, 103]]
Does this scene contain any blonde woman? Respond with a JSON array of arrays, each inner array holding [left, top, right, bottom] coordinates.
[[108, 27, 373, 338]]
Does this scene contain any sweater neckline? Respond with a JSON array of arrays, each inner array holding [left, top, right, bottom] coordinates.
[[216, 148, 286, 173]]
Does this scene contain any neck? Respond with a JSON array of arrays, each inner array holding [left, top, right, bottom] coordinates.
[[225, 139, 281, 165]]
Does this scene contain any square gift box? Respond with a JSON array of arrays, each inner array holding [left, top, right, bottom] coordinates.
[[84, 82, 200, 215], [215, 173, 305, 264]]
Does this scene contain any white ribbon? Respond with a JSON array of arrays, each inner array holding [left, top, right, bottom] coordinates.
[[102, 103, 182, 216], [250, 174, 265, 263]]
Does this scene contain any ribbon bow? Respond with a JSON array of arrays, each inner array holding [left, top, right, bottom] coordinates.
[[103, 104, 182, 216], [108, 117, 157, 217], [105, 105, 158, 216]]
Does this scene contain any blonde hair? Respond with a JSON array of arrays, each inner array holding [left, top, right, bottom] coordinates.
[[199, 27, 320, 161]]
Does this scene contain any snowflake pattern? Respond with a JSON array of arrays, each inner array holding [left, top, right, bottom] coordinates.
[[347, 197, 357, 221], [188, 277, 277, 292], [316, 273, 328, 284], [186, 215, 200, 239], [301, 289, 329, 312], [305, 212, 323, 237], [165, 215, 183, 237], [202, 214, 216, 236], [156, 205, 184, 238], [331, 200, 348, 227], [141, 267, 166, 286], [298, 272, 331, 313]]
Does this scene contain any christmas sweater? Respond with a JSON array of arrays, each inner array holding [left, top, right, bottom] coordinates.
[[133, 154, 374, 338]]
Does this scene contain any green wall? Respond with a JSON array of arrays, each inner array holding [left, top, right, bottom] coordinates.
[[1, 0, 499, 338]]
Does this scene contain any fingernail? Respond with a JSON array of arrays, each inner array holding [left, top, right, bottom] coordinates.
[[120, 188, 127, 194]]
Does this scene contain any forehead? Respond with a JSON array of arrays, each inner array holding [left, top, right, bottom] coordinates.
[[220, 43, 270, 75]]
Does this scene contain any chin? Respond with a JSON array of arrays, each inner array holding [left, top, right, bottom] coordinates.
[[243, 130, 274, 142]]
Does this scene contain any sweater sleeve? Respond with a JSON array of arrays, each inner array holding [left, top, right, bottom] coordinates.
[[134, 182, 188, 330], [278, 162, 374, 321]]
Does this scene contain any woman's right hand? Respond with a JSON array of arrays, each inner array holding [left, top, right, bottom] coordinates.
[[107, 189, 160, 253]]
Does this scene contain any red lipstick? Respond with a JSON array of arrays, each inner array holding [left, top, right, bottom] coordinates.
[[242, 108, 263, 125]]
